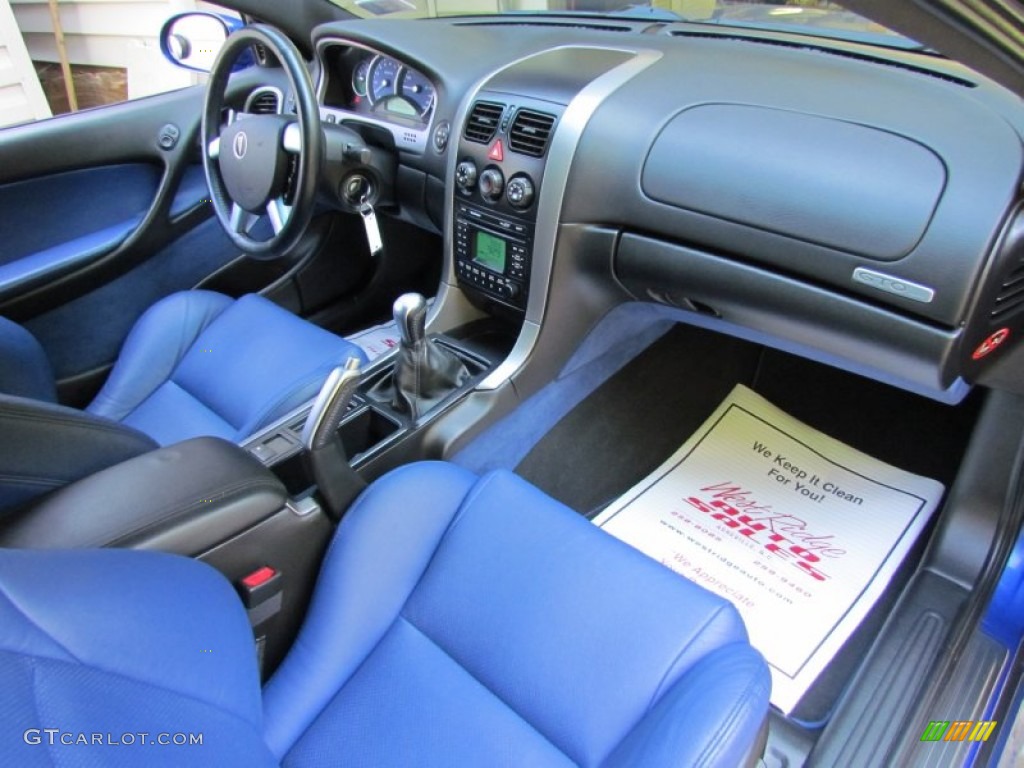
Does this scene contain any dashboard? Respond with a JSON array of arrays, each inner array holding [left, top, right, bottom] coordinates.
[[300, 16, 1024, 403]]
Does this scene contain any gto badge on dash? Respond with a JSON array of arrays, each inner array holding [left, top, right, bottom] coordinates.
[[852, 268, 934, 304]]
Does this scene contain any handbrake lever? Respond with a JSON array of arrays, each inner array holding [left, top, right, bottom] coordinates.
[[301, 357, 365, 517]]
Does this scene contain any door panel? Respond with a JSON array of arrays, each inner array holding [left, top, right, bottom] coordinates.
[[0, 84, 249, 390], [0, 67, 378, 402]]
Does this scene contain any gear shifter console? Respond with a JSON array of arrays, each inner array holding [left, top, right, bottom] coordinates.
[[244, 318, 494, 501], [387, 293, 470, 419]]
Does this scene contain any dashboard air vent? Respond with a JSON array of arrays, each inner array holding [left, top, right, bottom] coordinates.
[[991, 256, 1024, 320], [508, 109, 556, 158], [246, 88, 281, 115], [464, 101, 504, 144]]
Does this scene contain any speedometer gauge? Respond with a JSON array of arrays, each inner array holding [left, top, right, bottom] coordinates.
[[368, 56, 401, 103], [399, 69, 435, 118]]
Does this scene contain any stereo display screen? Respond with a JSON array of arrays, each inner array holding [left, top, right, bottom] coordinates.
[[473, 230, 507, 273]]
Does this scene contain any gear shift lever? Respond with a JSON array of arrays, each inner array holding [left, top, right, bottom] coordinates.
[[393, 292, 428, 346], [388, 292, 470, 419], [301, 357, 366, 517]]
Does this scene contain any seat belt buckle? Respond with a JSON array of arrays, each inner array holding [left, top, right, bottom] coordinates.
[[237, 566, 284, 676], [237, 565, 283, 618]]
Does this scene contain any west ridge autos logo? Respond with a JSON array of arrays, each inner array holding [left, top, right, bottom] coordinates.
[[919, 720, 998, 743]]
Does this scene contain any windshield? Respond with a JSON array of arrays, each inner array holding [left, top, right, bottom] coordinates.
[[331, 1, 918, 50]]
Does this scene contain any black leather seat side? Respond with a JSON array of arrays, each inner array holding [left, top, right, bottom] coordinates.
[[0, 394, 158, 518], [0, 436, 287, 552]]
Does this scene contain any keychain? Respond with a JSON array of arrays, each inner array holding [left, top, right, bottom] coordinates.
[[359, 196, 384, 257]]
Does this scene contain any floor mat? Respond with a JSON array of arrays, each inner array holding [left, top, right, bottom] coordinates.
[[593, 384, 945, 714], [515, 325, 763, 513], [515, 323, 981, 516]]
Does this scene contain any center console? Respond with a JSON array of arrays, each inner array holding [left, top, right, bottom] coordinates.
[[451, 98, 561, 314], [454, 203, 532, 309]]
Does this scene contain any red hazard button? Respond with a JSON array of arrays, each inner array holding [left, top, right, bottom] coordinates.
[[972, 327, 1011, 360], [487, 140, 504, 162]]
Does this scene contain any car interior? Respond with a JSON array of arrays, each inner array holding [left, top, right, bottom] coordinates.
[[2, 1, 1024, 766]]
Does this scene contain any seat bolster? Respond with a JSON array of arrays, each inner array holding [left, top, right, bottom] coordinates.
[[602, 643, 771, 768], [0, 315, 56, 402], [0, 394, 157, 519], [0, 548, 265, 729], [86, 290, 234, 423], [171, 293, 369, 437], [262, 461, 478, 758]]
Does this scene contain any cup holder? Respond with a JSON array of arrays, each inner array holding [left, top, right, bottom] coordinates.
[[338, 406, 401, 458]]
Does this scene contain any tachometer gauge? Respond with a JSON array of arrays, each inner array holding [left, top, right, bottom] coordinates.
[[351, 58, 370, 99], [399, 69, 435, 118], [368, 56, 401, 104]]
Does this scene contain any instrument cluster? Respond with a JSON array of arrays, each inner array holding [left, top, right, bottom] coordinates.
[[320, 44, 436, 127]]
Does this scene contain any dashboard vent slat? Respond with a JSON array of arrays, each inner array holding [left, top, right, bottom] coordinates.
[[991, 252, 1024, 319], [508, 109, 556, 158], [464, 101, 504, 144]]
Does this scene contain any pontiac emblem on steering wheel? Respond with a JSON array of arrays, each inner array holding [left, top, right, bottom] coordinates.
[[233, 131, 248, 159]]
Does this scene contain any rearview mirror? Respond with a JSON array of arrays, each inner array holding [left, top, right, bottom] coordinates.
[[160, 12, 242, 73]]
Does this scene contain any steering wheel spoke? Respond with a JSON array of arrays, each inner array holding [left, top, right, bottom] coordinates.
[[229, 204, 260, 235], [267, 197, 292, 235], [283, 122, 302, 154]]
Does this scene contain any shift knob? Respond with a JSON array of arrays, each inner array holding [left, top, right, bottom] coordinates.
[[393, 292, 428, 346]]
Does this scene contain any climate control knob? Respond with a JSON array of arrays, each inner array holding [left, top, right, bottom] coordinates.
[[506, 175, 535, 210], [478, 168, 504, 202], [455, 160, 477, 190]]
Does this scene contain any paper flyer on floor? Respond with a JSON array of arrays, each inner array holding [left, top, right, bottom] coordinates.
[[593, 384, 945, 714]]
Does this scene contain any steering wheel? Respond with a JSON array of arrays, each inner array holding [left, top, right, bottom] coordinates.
[[202, 25, 321, 259]]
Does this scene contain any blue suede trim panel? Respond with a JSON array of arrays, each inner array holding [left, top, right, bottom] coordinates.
[[168, 164, 211, 219], [24, 218, 240, 379], [0, 164, 161, 265], [0, 217, 143, 301]]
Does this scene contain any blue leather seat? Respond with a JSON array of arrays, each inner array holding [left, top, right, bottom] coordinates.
[[0, 290, 367, 446], [0, 462, 771, 766]]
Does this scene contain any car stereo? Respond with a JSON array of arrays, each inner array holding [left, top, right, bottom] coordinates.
[[454, 203, 531, 310]]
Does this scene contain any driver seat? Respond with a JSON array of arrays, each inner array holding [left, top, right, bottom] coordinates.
[[0, 290, 368, 447]]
